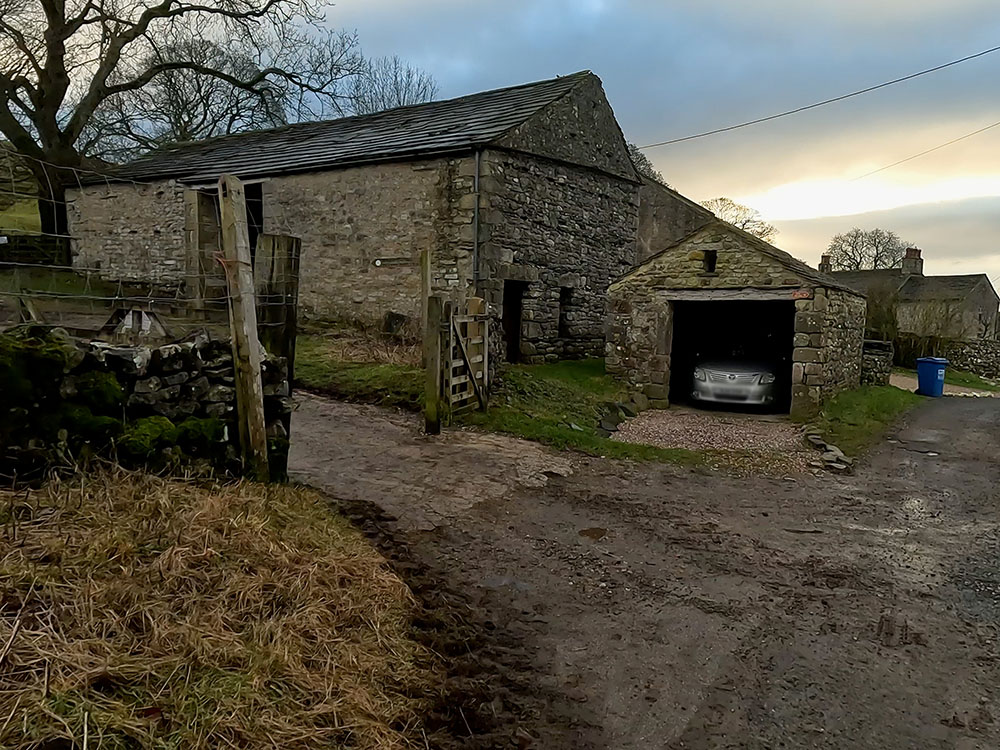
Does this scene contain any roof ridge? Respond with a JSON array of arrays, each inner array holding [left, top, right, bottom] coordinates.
[[124, 71, 594, 163], [487, 70, 594, 148], [613, 219, 864, 296]]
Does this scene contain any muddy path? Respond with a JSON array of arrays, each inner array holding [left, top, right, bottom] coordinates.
[[290, 393, 1000, 749]]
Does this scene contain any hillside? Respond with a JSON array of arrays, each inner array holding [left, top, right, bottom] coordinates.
[[0, 143, 40, 232]]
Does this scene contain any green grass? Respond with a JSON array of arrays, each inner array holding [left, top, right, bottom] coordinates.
[[461, 359, 703, 464], [294, 341, 701, 465], [894, 366, 1000, 392], [0, 200, 41, 232], [294, 333, 423, 409], [807, 385, 923, 456]]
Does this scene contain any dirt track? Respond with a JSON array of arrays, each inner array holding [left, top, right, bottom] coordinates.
[[290, 393, 1000, 749]]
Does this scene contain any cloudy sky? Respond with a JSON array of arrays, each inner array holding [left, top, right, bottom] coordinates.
[[334, 0, 1000, 283]]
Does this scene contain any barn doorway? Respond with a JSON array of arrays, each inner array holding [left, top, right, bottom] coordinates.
[[502, 280, 527, 363], [669, 300, 795, 412]]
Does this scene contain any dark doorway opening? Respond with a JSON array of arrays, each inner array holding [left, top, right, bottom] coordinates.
[[502, 280, 527, 363], [669, 300, 795, 412], [245, 182, 264, 267]]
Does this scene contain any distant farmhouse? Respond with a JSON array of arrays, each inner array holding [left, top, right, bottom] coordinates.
[[820, 248, 1000, 341]]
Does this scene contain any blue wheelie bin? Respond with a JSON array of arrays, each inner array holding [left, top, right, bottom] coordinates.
[[916, 357, 948, 397]]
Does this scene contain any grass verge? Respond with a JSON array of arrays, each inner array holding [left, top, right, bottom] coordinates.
[[294, 338, 700, 465], [0, 200, 41, 233], [0, 470, 440, 749], [461, 359, 702, 465], [894, 366, 1000, 392], [295, 332, 422, 409], [807, 385, 923, 456]]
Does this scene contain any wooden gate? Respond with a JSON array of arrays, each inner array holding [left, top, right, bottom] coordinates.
[[442, 297, 489, 414]]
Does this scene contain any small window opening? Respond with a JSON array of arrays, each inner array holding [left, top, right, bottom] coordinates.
[[559, 287, 573, 338], [703, 249, 718, 273]]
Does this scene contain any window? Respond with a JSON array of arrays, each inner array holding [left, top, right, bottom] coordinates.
[[559, 287, 573, 338], [703, 249, 718, 274]]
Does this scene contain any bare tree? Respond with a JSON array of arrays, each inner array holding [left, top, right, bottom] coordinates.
[[351, 56, 438, 115], [827, 227, 911, 271], [627, 142, 668, 186], [864, 278, 901, 341], [78, 35, 358, 162], [700, 197, 777, 242], [0, 0, 362, 233]]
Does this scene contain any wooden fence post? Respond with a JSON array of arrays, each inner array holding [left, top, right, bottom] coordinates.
[[424, 294, 443, 435], [219, 174, 269, 481], [254, 234, 301, 382]]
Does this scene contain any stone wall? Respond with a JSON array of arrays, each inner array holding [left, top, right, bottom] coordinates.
[[263, 157, 476, 325], [861, 340, 894, 385], [607, 223, 866, 416], [495, 73, 637, 182], [605, 292, 672, 407], [942, 338, 1000, 379], [67, 180, 187, 285], [477, 149, 640, 361], [792, 287, 865, 412], [636, 178, 714, 263], [0, 325, 291, 481]]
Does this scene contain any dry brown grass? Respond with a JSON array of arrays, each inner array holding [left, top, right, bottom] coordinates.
[[0, 470, 442, 749], [299, 320, 421, 367]]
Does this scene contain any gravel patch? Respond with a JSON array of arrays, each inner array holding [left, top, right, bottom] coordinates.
[[615, 408, 814, 476]]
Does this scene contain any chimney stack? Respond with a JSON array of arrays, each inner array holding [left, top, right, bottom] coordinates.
[[901, 247, 923, 276], [818, 253, 832, 273]]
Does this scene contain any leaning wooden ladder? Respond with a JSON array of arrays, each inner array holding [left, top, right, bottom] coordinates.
[[443, 297, 489, 415]]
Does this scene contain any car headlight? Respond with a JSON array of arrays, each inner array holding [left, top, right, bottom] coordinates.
[[693, 367, 706, 382], [759, 373, 776, 384]]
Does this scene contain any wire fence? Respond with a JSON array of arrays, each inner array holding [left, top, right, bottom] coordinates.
[[0, 148, 298, 346]]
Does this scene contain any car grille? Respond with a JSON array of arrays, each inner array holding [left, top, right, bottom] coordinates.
[[707, 371, 758, 383]]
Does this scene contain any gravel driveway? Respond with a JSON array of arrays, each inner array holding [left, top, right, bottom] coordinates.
[[290, 395, 1000, 749], [614, 406, 814, 475]]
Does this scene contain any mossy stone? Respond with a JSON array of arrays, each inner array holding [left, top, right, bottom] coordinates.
[[72, 370, 125, 415], [175, 417, 226, 456], [119, 416, 179, 461]]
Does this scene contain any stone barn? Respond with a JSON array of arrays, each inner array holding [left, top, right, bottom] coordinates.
[[606, 220, 867, 417], [66, 71, 642, 363]]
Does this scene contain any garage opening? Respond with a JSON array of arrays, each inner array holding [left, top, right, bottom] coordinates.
[[669, 300, 794, 412]]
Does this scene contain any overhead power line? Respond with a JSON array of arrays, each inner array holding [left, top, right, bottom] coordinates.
[[851, 118, 1000, 180], [638, 44, 1000, 149]]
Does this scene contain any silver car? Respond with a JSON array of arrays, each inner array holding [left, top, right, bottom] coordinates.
[[691, 361, 778, 406]]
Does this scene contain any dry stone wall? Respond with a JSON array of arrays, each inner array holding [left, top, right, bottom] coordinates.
[[0, 325, 291, 482], [861, 340, 894, 385], [942, 338, 1000, 380]]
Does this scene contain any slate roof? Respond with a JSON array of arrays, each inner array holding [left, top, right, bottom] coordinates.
[[98, 72, 594, 184], [826, 269, 903, 296], [616, 219, 865, 296], [829, 268, 998, 303], [898, 274, 995, 302]]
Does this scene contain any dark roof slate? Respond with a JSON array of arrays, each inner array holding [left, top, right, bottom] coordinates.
[[826, 269, 904, 296], [898, 274, 994, 301], [100, 72, 593, 184], [829, 268, 998, 303]]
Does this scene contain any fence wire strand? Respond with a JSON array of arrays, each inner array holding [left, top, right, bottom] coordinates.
[[0, 148, 298, 341]]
